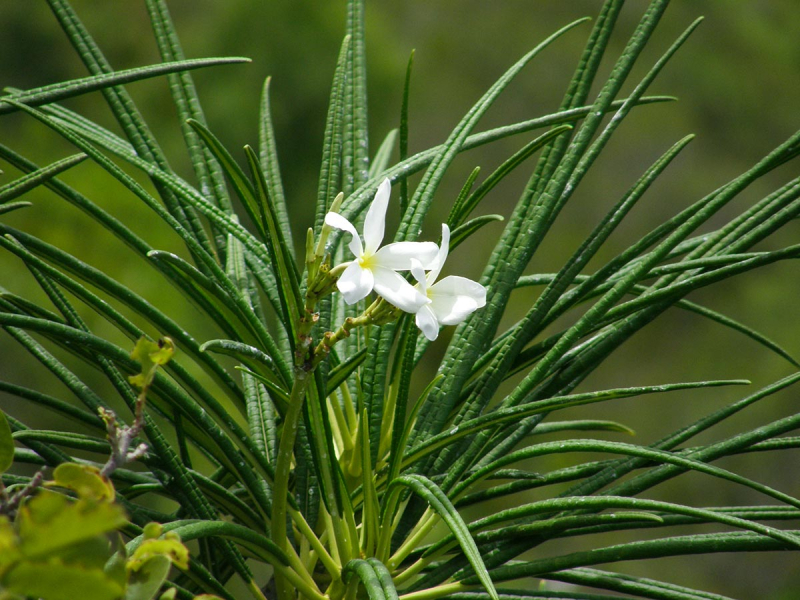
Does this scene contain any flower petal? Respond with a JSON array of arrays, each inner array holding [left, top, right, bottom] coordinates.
[[372, 266, 430, 313], [415, 304, 440, 341], [410, 258, 428, 296], [428, 275, 487, 325], [337, 261, 374, 304], [363, 178, 391, 255], [428, 223, 450, 283], [325, 212, 363, 257], [374, 241, 439, 270]]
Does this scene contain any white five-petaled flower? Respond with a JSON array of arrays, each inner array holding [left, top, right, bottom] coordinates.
[[324, 178, 438, 312], [411, 223, 487, 341]]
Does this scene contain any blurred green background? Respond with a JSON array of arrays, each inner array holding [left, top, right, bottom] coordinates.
[[1, 1, 799, 597]]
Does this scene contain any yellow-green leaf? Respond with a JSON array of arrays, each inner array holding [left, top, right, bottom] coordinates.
[[125, 555, 171, 600], [129, 337, 175, 389], [0, 515, 21, 574], [3, 561, 124, 600], [47, 463, 115, 502], [143, 522, 163, 540], [17, 491, 128, 561], [158, 588, 177, 600], [127, 538, 189, 572]]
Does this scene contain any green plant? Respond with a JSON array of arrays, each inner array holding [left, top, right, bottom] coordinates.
[[2, 1, 800, 599]]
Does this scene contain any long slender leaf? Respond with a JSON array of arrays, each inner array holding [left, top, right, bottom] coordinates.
[[0, 57, 250, 116], [387, 474, 499, 600]]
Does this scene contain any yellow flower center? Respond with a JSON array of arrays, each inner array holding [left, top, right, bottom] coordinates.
[[358, 253, 375, 269]]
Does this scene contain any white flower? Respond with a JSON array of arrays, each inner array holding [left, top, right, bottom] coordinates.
[[324, 178, 438, 312], [411, 223, 487, 341]]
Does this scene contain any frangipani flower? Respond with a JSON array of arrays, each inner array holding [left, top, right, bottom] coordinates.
[[411, 223, 487, 341], [325, 178, 438, 312]]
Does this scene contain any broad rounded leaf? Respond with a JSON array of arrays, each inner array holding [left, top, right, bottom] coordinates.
[[125, 555, 172, 600], [4, 561, 124, 600]]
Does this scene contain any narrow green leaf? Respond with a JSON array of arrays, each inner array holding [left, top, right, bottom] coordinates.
[[145, 0, 233, 261], [397, 18, 589, 243], [343, 559, 386, 600], [368, 129, 398, 179], [448, 215, 504, 251], [0, 153, 86, 204], [13, 430, 109, 454], [385, 320, 421, 486], [131, 520, 288, 567], [447, 134, 695, 460], [315, 35, 351, 233], [479, 527, 798, 589], [186, 119, 266, 241], [4, 100, 287, 385], [200, 339, 284, 390], [258, 77, 295, 257], [0, 57, 250, 116], [388, 373, 443, 485], [448, 127, 572, 227], [459, 439, 800, 517], [447, 167, 482, 227], [327, 348, 367, 392], [243, 145, 302, 331], [398, 50, 414, 216], [0, 408, 14, 473], [359, 408, 380, 557], [342, 0, 369, 195], [414, 1, 664, 455], [0, 201, 32, 215], [241, 371, 276, 472], [146, 250, 252, 343], [366, 558, 400, 600], [0, 380, 103, 430], [532, 419, 635, 436], [235, 366, 289, 410], [389, 474, 499, 600], [362, 320, 397, 466], [551, 568, 735, 600], [403, 380, 748, 471], [516, 274, 799, 368], [583, 372, 800, 503], [0, 228, 245, 407]]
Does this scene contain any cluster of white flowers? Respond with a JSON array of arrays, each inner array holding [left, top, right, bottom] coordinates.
[[325, 178, 486, 341]]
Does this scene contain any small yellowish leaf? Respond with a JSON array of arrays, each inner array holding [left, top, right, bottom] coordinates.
[[143, 522, 163, 540], [129, 337, 175, 389], [47, 463, 115, 502], [127, 538, 189, 573]]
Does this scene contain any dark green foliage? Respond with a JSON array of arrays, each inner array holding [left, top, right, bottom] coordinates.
[[2, 2, 799, 600]]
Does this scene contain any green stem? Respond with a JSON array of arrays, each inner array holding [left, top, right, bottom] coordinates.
[[291, 506, 340, 578], [399, 582, 470, 600], [271, 368, 313, 600], [389, 508, 436, 570]]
